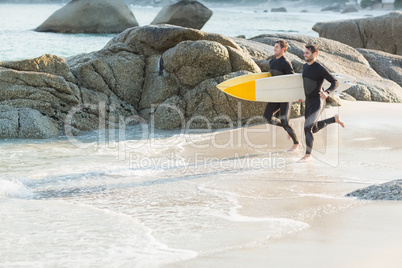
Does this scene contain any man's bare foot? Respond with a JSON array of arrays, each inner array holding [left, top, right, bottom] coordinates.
[[334, 114, 345, 128], [287, 144, 301, 152], [299, 154, 312, 162]]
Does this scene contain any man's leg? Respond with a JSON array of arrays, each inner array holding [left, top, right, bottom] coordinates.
[[263, 102, 281, 125], [300, 100, 345, 162], [279, 102, 300, 151], [300, 98, 323, 162], [312, 114, 345, 133]]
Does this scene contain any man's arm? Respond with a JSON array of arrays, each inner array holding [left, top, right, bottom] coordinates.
[[320, 65, 338, 94], [284, 59, 295, 75]]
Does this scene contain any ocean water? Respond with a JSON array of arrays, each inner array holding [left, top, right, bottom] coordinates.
[[0, 3, 398, 267], [0, 3, 390, 61], [0, 128, 343, 267]]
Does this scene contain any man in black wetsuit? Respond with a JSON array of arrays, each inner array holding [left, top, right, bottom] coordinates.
[[299, 44, 345, 162], [263, 40, 300, 152]]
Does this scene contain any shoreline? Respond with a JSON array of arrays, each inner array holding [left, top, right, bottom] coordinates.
[[166, 201, 402, 268], [160, 100, 402, 267]]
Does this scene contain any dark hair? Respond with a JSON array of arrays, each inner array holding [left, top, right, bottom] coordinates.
[[276, 40, 289, 52], [305, 44, 319, 54]]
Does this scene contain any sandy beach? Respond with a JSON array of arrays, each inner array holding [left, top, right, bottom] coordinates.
[[168, 202, 402, 268], [162, 100, 402, 267]]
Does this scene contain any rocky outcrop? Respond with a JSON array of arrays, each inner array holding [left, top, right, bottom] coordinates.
[[0, 106, 59, 139], [271, 7, 287, 12], [0, 53, 136, 138], [312, 11, 402, 55], [0, 25, 263, 138], [346, 180, 402, 201], [0, 54, 76, 83], [321, 3, 359, 13], [341, 6, 358, 14], [357, 49, 402, 87], [321, 3, 343, 12], [1, 25, 401, 139], [0, 54, 81, 134], [345, 79, 402, 102], [151, 0, 213, 30], [102, 25, 263, 129], [35, 0, 139, 33]]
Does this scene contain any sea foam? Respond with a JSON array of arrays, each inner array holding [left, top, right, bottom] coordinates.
[[0, 179, 34, 199]]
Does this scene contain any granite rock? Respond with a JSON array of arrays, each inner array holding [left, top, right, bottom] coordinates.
[[151, 0, 213, 30], [35, 0, 138, 33], [313, 11, 402, 55], [346, 180, 402, 201]]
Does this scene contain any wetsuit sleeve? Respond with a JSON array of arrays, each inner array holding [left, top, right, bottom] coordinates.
[[320, 66, 338, 93], [284, 59, 295, 75]]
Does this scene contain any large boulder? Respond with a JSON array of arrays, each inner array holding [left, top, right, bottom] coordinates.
[[101, 25, 263, 130], [345, 79, 402, 103], [0, 54, 76, 83], [35, 0, 139, 33], [271, 7, 287, 12], [0, 55, 81, 124], [312, 11, 402, 55], [0, 54, 136, 138], [151, 0, 213, 30], [105, 24, 240, 57], [0, 106, 59, 139], [341, 6, 359, 14], [357, 49, 402, 87], [321, 3, 343, 12], [67, 51, 145, 110], [0, 55, 80, 138]]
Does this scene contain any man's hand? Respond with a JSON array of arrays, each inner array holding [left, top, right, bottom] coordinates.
[[297, 99, 303, 102], [319, 91, 328, 99]]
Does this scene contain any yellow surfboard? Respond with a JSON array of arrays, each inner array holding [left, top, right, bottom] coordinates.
[[217, 72, 356, 102], [217, 72, 271, 102]]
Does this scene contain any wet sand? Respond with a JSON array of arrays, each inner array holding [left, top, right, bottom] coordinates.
[[170, 202, 402, 268], [166, 100, 402, 267]]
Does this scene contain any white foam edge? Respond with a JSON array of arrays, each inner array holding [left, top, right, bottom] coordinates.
[[0, 179, 35, 199]]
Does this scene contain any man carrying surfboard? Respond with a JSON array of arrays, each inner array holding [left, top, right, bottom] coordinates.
[[263, 40, 300, 152], [300, 44, 345, 162]]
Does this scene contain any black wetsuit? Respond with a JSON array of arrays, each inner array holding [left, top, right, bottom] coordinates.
[[302, 62, 339, 154], [263, 56, 299, 145]]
